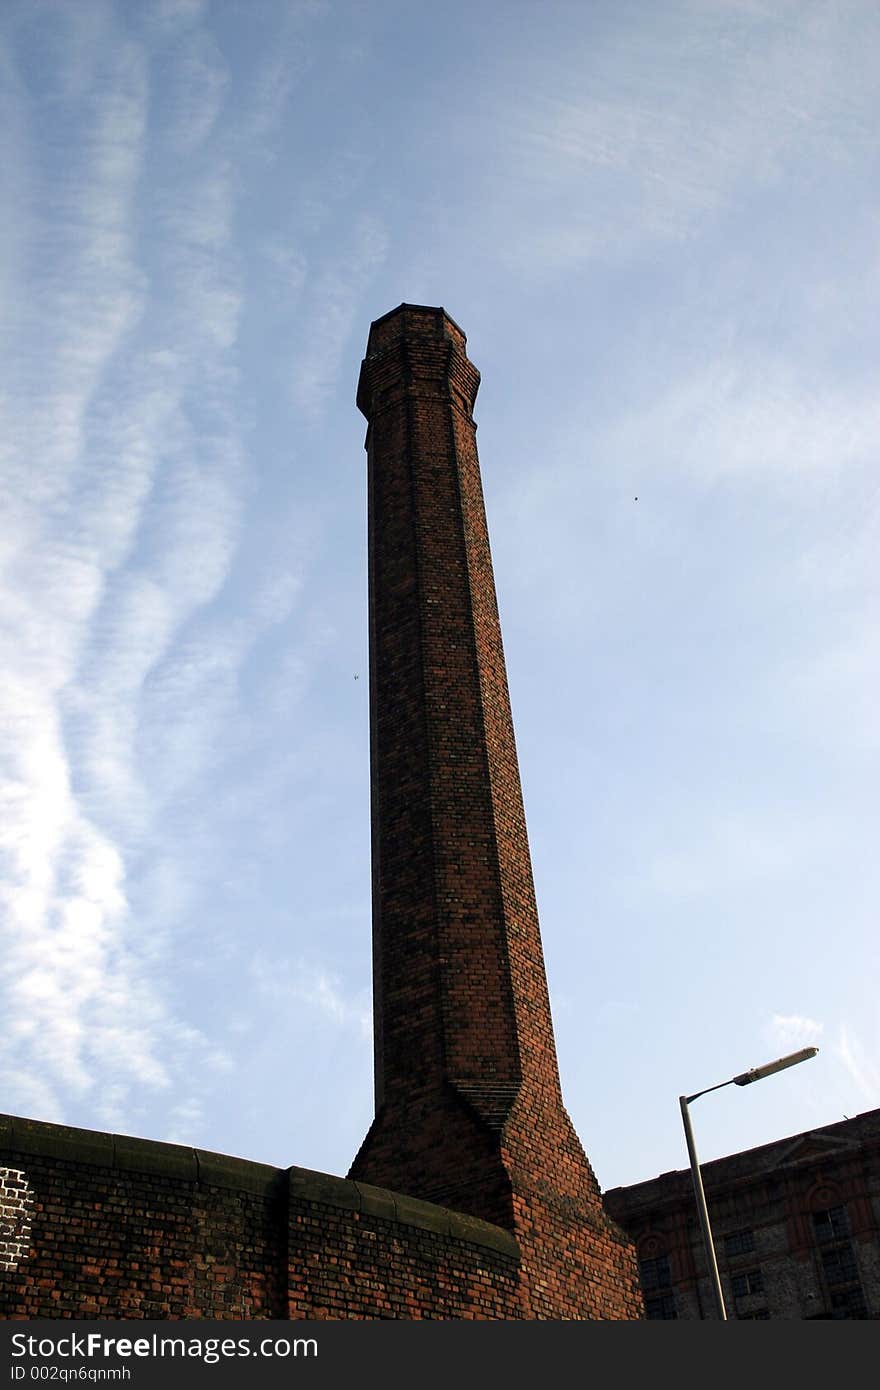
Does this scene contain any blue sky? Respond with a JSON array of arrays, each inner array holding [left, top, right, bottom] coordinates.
[[0, 0, 877, 1193]]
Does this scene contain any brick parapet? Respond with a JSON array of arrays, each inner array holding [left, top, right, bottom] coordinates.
[[0, 1113, 523, 1319]]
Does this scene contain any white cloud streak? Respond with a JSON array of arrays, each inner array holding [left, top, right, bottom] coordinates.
[[600, 365, 880, 493], [767, 1016, 879, 1113], [0, 0, 307, 1133], [769, 1013, 824, 1050], [252, 957, 371, 1042], [288, 214, 389, 417], [457, 2, 880, 269], [834, 1026, 880, 1107]]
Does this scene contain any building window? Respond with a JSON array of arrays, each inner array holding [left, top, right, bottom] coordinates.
[[645, 1292, 677, 1320], [724, 1229, 755, 1257], [639, 1254, 671, 1292], [640, 1253, 676, 1317], [829, 1287, 868, 1320], [731, 1269, 764, 1298], [820, 1244, 859, 1286], [812, 1205, 850, 1243]]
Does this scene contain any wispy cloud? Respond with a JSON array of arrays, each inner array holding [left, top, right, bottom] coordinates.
[[1, 13, 160, 1121], [0, 0, 301, 1135], [781, 619, 880, 755], [0, 0, 352, 1146], [140, 0, 209, 36], [634, 811, 843, 907], [288, 214, 388, 418], [154, 27, 228, 155], [768, 1013, 824, 1050], [252, 957, 371, 1041], [598, 364, 880, 493], [834, 1025, 880, 1106], [766, 1015, 879, 1113], [473, 1, 880, 268]]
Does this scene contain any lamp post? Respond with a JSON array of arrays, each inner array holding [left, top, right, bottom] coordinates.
[[679, 1046, 819, 1320]]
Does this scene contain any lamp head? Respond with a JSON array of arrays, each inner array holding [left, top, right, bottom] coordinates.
[[733, 1046, 819, 1087]]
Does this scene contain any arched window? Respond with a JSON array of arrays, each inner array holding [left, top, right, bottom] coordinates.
[[637, 1233, 677, 1320]]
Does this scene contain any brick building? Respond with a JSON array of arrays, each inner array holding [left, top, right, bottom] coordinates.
[[0, 305, 641, 1320], [604, 1107, 880, 1319]]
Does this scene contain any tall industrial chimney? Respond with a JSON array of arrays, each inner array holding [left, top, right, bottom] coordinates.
[[349, 305, 641, 1318]]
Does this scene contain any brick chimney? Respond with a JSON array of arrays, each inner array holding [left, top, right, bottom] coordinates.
[[349, 305, 642, 1318]]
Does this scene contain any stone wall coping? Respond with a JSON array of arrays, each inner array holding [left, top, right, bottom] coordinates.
[[0, 1113, 519, 1260], [287, 1165, 519, 1258]]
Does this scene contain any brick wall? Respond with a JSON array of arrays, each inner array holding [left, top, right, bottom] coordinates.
[[0, 1114, 522, 1320]]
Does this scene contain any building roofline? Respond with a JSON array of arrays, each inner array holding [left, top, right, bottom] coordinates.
[[604, 1106, 880, 1206]]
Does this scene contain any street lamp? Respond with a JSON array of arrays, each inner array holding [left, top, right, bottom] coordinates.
[[679, 1046, 819, 1320]]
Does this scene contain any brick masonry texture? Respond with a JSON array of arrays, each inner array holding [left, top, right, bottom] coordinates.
[[0, 1115, 519, 1320], [348, 305, 642, 1318], [0, 1166, 33, 1273]]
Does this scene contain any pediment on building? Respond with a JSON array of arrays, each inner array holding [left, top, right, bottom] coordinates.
[[771, 1130, 860, 1170]]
